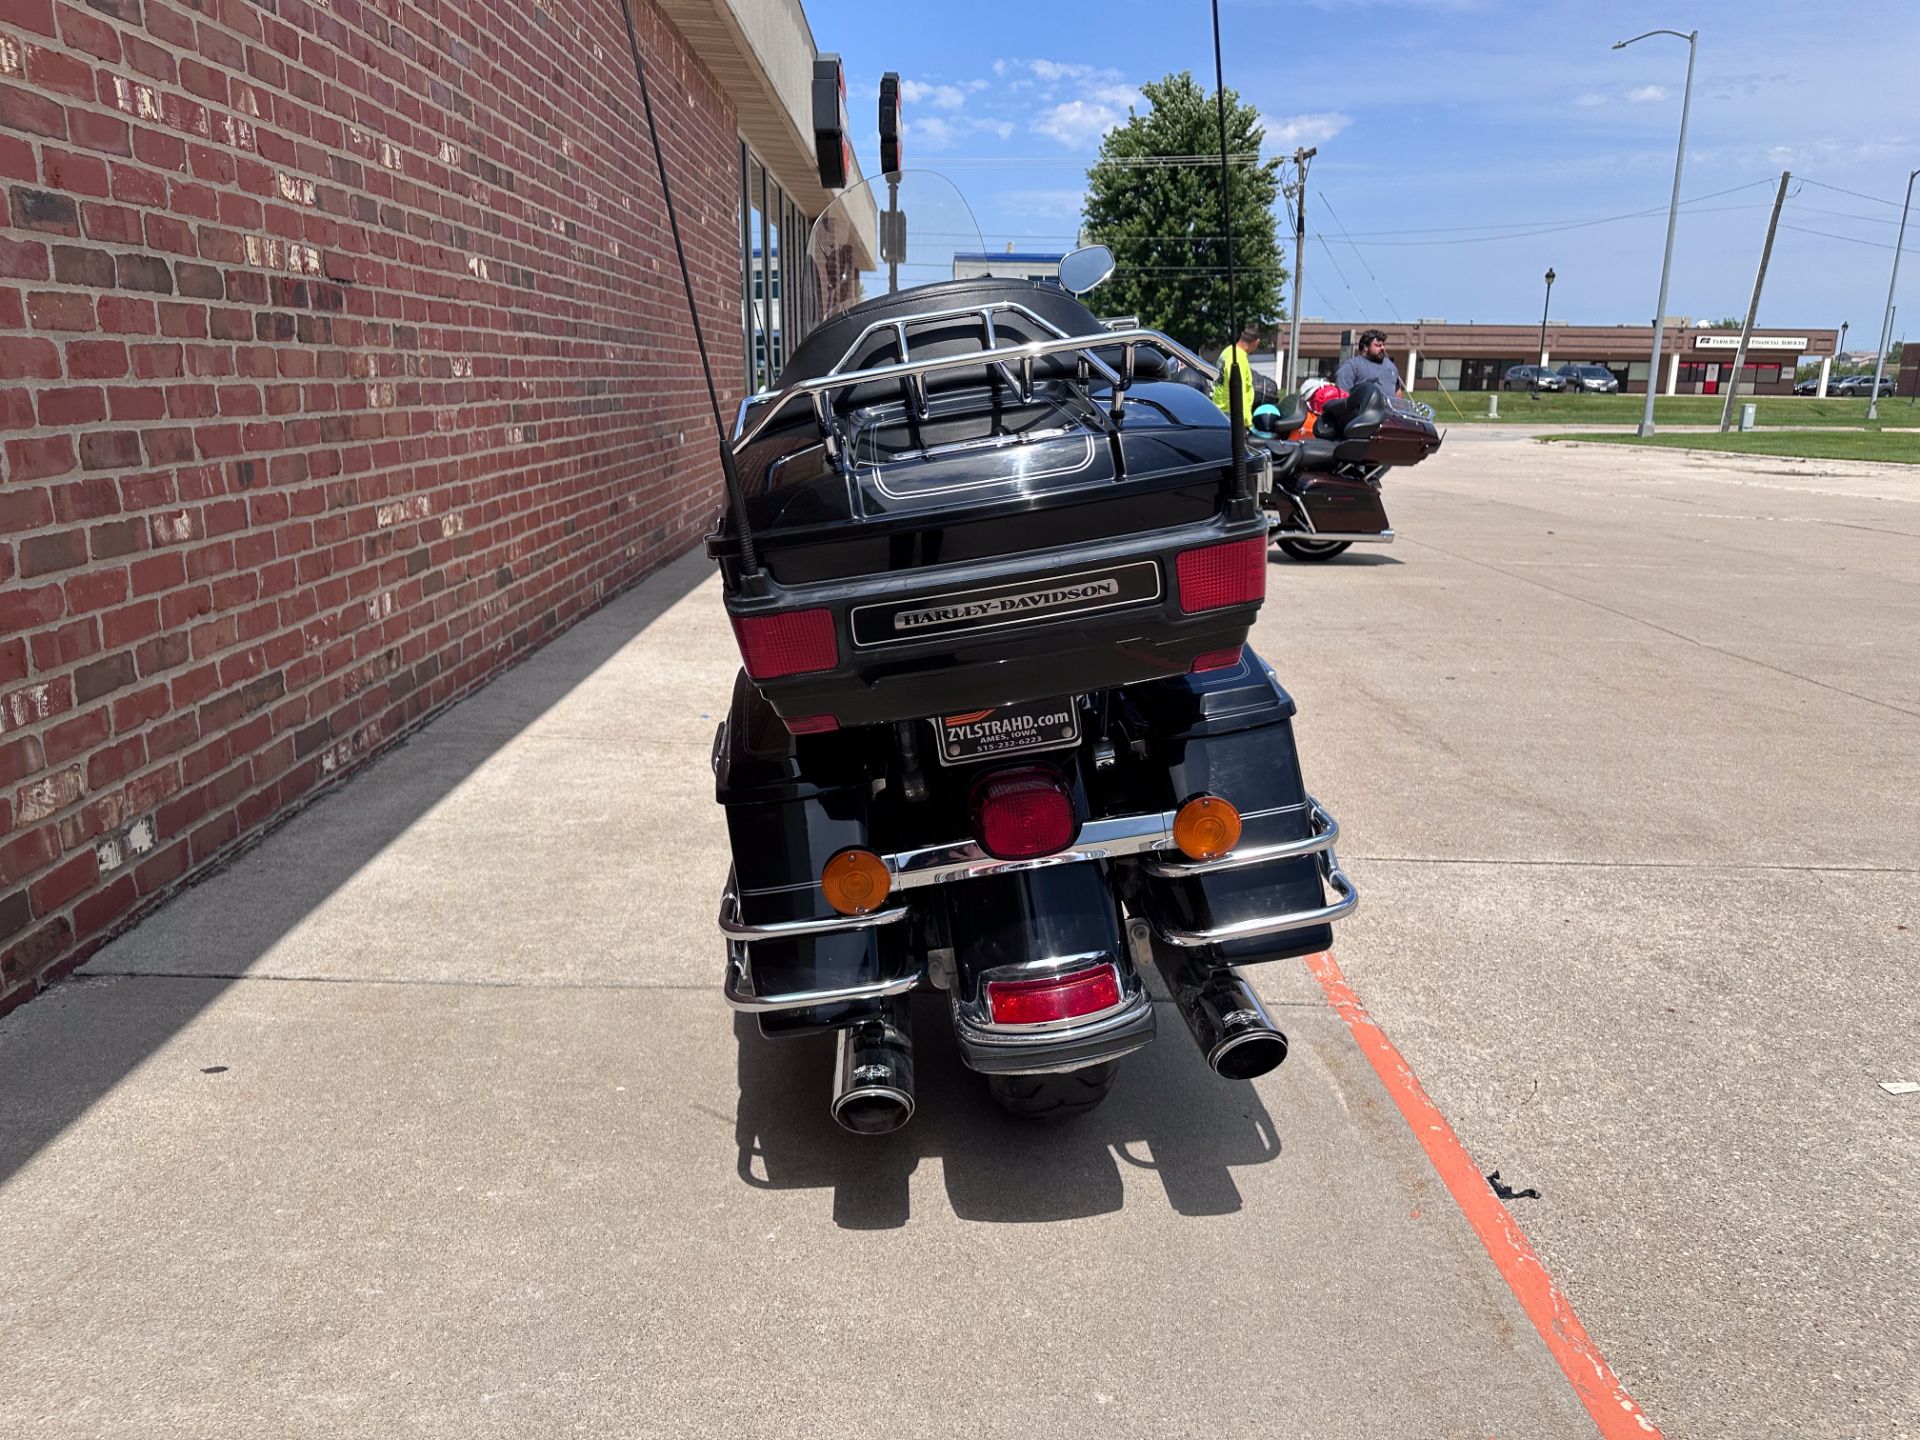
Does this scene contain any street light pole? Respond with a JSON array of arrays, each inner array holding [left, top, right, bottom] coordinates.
[[1867, 168, 1918, 422], [1538, 267, 1555, 370], [1614, 28, 1698, 437]]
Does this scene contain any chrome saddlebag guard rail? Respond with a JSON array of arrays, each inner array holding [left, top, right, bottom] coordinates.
[[1130, 799, 1360, 950]]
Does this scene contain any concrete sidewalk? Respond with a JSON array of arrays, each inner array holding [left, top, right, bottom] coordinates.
[[0, 550, 1602, 1438]]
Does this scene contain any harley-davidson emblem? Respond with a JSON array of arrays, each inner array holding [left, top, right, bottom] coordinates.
[[849, 561, 1162, 649], [894, 578, 1120, 632]]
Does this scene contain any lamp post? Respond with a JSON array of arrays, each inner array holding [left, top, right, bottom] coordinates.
[[1614, 27, 1698, 436], [1537, 267, 1556, 378], [1867, 168, 1918, 422]]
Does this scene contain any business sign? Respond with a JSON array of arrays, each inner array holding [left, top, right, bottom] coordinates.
[[878, 72, 903, 175], [812, 54, 851, 190], [1693, 335, 1808, 351]]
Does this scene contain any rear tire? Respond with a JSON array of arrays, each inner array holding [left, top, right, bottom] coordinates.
[[986, 1063, 1117, 1121], [1278, 538, 1353, 562]]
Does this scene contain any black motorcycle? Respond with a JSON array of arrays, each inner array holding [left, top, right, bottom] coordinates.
[[1254, 388, 1441, 561], [710, 175, 1355, 1132]]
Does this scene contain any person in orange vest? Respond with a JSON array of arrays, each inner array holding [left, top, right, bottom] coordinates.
[[1211, 320, 1259, 427]]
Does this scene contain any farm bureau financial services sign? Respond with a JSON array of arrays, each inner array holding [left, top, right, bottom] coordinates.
[[1692, 335, 1809, 351]]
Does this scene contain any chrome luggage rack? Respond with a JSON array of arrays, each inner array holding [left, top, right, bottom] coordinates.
[[730, 300, 1217, 462], [718, 799, 1358, 1012]]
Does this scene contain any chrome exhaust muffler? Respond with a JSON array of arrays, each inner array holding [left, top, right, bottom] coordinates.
[[1159, 957, 1290, 1081], [830, 1001, 915, 1134]]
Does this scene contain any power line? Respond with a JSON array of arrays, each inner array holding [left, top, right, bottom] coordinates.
[[1317, 188, 1404, 323], [1777, 222, 1920, 256], [1312, 233, 1367, 312], [1800, 177, 1909, 209]]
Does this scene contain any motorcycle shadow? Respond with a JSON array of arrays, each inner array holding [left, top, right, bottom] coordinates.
[[732, 998, 1284, 1230]]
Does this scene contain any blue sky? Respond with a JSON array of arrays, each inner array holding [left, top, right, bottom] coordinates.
[[805, 0, 1919, 340]]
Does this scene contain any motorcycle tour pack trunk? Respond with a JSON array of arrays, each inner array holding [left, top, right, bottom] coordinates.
[[710, 183, 1356, 1129]]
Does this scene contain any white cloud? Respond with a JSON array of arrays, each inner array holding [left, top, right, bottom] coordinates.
[[967, 79, 990, 93], [978, 119, 1015, 141], [909, 115, 962, 150], [991, 59, 1009, 77], [1260, 111, 1352, 147], [1086, 82, 1142, 109], [1574, 92, 1608, 108], [1628, 85, 1670, 103], [901, 79, 968, 111], [1034, 99, 1130, 148], [1029, 59, 1094, 83]]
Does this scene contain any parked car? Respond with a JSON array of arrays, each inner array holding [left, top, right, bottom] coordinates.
[[1792, 376, 1823, 396], [1555, 363, 1621, 394], [1827, 374, 1895, 396], [1500, 364, 1565, 392]]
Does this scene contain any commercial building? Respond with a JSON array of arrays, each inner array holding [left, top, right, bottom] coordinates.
[[1274, 321, 1842, 396], [0, 0, 861, 1009], [953, 249, 1067, 284]]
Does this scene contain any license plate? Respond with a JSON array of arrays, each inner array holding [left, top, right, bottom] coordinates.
[[933, 698, 1080, 766]]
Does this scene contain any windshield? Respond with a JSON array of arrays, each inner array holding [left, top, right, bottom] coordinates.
[[807, 170, 986, 324]]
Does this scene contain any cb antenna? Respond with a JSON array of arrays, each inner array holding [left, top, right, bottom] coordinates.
[[617, 0, 760, 577], [1209, 0, 1249, 500]]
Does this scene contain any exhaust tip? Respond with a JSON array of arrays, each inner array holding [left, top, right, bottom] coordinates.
[[832, 1007, 916, 1134], [831, 1086, 915, 1135], [1208, 1026, 1288, 1081]]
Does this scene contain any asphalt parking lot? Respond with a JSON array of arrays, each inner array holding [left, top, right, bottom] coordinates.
[[2, 428, 1914, 1437]]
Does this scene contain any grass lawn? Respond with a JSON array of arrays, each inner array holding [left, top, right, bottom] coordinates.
[[1417, 392, 1905, 428], [1541, 430, 1920, 464]]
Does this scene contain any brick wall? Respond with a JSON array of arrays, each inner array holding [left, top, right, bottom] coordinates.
[[0, 0, 744, 1011]]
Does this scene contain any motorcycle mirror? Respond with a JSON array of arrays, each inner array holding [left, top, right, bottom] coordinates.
[[1056, 245, 1116, 297]]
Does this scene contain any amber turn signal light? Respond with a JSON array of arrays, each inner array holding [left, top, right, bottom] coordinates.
[[821, 848, 891, 916], [1173, 796, 1242, 861]]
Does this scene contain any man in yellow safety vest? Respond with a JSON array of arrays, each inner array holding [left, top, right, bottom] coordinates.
[[1212, 320, 1259, 427]]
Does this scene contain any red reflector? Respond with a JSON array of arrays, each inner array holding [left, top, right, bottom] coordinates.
[[731, 608, 838, 680], [971, 766, 1076, 859], [783, 713, 839, 735], [1190, 645, 1244, 673], [986, 964, 1123, 1026], [1176, 538, 1267, 613]]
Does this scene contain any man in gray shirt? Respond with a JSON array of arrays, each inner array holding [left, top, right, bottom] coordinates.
[[1334, 328, 1405, 401]]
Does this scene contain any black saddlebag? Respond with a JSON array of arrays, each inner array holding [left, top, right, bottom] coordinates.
[[1113, 651, 1342, 967]]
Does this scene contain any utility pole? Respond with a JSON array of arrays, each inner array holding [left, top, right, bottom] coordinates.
[[1614, 28, 1698, 437], [1537, 267, 1556, 371], [1867, 167, 1918, 423], [1284, 145, 1315, 393], [1718, 171, 1791, 432]]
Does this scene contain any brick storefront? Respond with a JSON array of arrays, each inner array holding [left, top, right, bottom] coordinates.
[[1, 0, 749, 1009]]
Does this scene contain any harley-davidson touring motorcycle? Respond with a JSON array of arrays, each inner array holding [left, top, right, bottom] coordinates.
[[1253, 387, 1442, 561], [709, 173, 1421, 1133]]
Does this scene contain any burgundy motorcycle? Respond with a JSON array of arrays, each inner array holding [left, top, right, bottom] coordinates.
[[1254, 387, 1441, 561]]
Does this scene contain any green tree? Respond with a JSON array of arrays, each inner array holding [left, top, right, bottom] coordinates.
[[1080, 73, 1284, 352]]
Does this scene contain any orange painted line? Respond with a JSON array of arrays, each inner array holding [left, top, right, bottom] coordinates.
[[1303, 949, 1662, 1439]]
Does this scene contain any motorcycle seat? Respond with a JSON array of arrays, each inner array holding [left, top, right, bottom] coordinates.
[[1297, 438, 1344, 471], [1315, 380, 1390, 440], [1261, 439, 1305, 483], [1257, 393, 1308, 438]]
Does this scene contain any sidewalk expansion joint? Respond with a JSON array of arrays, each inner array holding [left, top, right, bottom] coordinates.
[[1399, 535, 1920, 723], [1350, 855, 1918, 875]]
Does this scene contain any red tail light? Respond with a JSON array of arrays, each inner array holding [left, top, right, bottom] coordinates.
[[986, 964, 1123, 1027], [971, 766, 1076, 859], [731, 607, 838, 680], [1176, 537, 1267, 613], [1189, 645, 1244, 673], [782, 713, 839, 735]]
